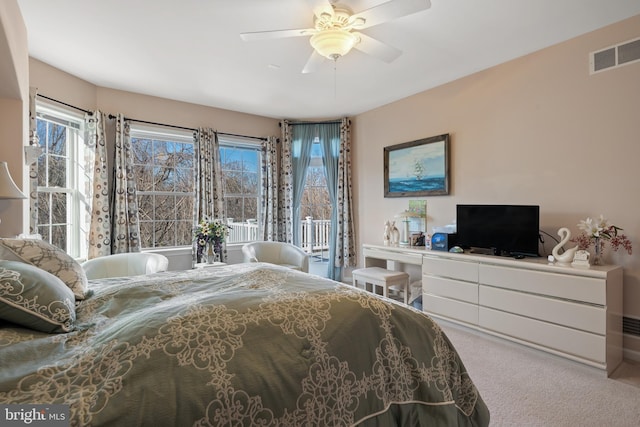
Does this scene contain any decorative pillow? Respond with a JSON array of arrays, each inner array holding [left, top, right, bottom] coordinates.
[[0, 238, 89, 300], [0, 260, 76, 333]]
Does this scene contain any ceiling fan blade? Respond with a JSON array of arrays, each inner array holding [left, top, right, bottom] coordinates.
[[302, 50, 326, 74], [350, 0, 431, 29], [353, 33, 402, 63], [240, 28, 314, 42], [306, 0, 334, 19]]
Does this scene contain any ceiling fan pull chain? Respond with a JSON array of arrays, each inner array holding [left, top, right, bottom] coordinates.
[[334, 59, 337, 99]]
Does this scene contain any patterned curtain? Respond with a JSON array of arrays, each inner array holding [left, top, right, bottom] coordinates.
[[28, 87, 39, 234], [277, 121, 295, 243], [260, 136, 286, 241], [85, 111, 111, 259], [111, 114, 141, 253], [193, 128, 226, 262], [335, 118, 357, 271]]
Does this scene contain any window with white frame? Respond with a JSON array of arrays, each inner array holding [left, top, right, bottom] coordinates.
[[35, 104, 90, 258], [219, 137, 262, 244], [130, 126, 195, 249]]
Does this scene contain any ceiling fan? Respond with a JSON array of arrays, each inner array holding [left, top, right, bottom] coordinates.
[[240, 0, 432, 73]]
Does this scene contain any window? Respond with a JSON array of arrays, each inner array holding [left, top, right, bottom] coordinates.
[[300, 141, 331, 257], [220, 137, 262, 244], [130, 130, 262, 249], [35, 104, 90, 258], [130, 126, 195, 249]]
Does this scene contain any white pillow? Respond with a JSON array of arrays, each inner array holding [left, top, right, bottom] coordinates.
[[0, 238, 89, 300]]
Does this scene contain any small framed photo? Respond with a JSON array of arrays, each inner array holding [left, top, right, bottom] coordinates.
[[384, 134, 450, 198]]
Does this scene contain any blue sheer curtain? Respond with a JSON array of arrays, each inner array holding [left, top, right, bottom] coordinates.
[[318, 123, 341, 279], [290, 124, 315, 246]]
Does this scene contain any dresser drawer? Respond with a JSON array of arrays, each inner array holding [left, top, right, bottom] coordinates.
[[479, 285, 605, 335], [424, 294, 478, 325], [424, 275, 478, 304], [479, 264, 605, 305], [479, 307, 605, 364], [423, 256, 478, 283]]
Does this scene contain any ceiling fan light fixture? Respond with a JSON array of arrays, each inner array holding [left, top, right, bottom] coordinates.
[[310, 29, 359, 60]]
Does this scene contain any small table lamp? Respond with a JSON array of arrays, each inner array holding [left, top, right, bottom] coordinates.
[[395, 209, 422, 247], [0, 161, 27, 225]]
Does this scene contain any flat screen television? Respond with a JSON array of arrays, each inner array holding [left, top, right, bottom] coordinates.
[[456, 204, 540, 257]]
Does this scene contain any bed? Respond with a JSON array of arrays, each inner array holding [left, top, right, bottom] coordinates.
[[0, 241, 489, 426]]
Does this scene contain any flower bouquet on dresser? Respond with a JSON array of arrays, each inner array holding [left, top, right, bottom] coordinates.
[[194, 218, 230, 263], [571, 215, 632, 265]]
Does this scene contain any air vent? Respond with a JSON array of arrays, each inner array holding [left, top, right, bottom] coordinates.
[[590, 37, 640, 74], [623, 316, 640, 337]]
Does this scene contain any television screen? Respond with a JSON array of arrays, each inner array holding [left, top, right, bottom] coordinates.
[[456, 204, 540, 257]]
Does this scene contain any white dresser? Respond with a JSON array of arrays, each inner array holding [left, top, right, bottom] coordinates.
[[362, 243, 624, 375]]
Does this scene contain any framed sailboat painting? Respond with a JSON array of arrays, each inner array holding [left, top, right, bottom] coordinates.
[[383, 133, 450, 197]]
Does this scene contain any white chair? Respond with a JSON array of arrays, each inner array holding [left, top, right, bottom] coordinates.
[[242, 241, 309, 273], [81, 252, 169, 279]]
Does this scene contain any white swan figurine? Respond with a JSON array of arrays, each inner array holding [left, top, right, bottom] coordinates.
[[552, 227, 579, 264]]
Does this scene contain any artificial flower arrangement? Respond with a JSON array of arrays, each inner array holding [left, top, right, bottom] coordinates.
[[194, 218, 230, 261], [571, 215, 632, 264]]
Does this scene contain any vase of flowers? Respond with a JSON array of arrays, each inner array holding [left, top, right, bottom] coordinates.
[[571, 215, 632, 265], [194, 218, 229, 263]]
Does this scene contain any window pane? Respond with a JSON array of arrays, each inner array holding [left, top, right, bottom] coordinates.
[[137, 194, 154, 222], [38, 225, 50, 242], [37, 155, 47, 187], [242, 171, 259, 193], [48, 123, 67, 155], [51, 224, 67, 251], [174, 143, 194, 168], [132, 138, 153, 164], [175, 167, 193, 192], [245, 198, 257, 219], [154, 220, 175, 247], [139, 222, 154, 248], [135, 165, 154, 191], [51, 192, 67, 224], [175, 195, 193, 220], [154, 166, 174, 191], [225, 197, 243, 221], [223, 170, 242, 194], [37, 193, 50, 224], [49, 156, 66, 187], [176, 220, 192, 246]]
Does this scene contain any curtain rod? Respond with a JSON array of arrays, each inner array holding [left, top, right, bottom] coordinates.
[[281, 119, 344, 126], [106, 115, 268, 141], [109, 114, 197, 132], [36, 94, 92, 115], [37, 94, 267, 141]]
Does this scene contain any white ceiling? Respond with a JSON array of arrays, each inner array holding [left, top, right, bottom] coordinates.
[[16, 0, 640, 120]]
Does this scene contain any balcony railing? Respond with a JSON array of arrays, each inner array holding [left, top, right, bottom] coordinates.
[[226, 217, 330, 256]]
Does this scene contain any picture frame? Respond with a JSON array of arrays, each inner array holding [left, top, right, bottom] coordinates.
[[384, 134, 450, 197]]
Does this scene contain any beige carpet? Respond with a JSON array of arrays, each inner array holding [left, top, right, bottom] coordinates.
[[438, 320, 640, 426]]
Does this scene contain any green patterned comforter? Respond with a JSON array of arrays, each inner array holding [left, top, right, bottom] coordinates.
[[0, 263, 489, 426]]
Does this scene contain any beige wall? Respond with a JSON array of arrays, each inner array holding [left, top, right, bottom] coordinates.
[[30, 59, 280, 139], [0, 0, 28, 238], [353, 14, 640, 352]]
